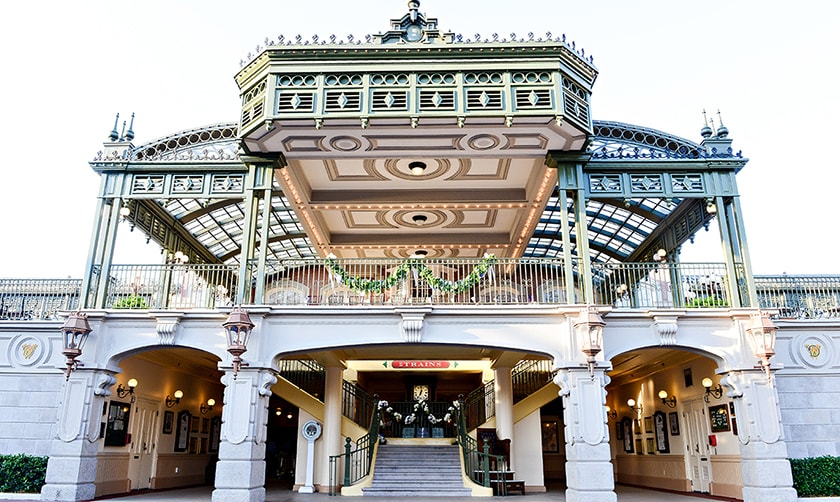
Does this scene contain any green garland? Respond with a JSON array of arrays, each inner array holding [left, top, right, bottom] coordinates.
[[324, 254, 496, 295]]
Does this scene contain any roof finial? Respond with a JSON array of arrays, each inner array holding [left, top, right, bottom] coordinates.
[[715, 109, 728, 138], [408, 0, 420, 22], [124, 113, 135, 142], [109, 113, 120, 141], [700, 109, 712, 139]]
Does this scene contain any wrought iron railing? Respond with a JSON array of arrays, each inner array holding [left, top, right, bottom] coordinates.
[[276, 359, 326, 399], [591, 261, 742, 309], [454, 396, 508, 493], [329, 395, 381, 496], [0, 278, 81, 320], [755, 275, 840, 319], [343, 380, 375, 429], [89, 264, 238, 310], [462, 381, 495, 430], [512, 359, 553, 403], [256, 257, 572, 306]]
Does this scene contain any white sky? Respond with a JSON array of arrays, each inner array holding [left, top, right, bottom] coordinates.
[[1, 0, 837, 277]]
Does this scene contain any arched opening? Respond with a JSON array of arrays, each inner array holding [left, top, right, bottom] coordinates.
[[96, 347, 223, 498], [606, 347, 741, 499]]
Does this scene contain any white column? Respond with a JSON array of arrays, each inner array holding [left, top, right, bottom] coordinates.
[[41, 369, 116, 501], [494, 366, 515, 470], [724, 369, 798, 502], [318, 365, 343, 490], [553, 367, 616, 502], [212, 368, 276, 502]]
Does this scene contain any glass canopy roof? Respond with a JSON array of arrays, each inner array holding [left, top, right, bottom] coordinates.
[[121, 120, 713, 265]]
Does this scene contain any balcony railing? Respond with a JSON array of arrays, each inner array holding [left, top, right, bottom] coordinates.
[[5, 265, 840, 319]]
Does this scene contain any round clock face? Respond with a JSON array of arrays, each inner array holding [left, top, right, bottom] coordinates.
[[406, 25, 422, 42], [413, 385, 430, 401], [302, 420, 321, 440]]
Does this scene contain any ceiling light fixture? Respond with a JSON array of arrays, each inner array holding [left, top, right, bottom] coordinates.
[[412, 214, 428, 225], [409, 161, 427, 176]]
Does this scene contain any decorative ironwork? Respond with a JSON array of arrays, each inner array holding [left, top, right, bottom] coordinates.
[[589, 120, 743, 159]]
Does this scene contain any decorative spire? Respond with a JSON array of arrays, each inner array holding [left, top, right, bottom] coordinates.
[[700, 109, 712, 139], [124, 112, 135, 142], [715, 109, 728, 138], [109, 113, 120, 141], [408, 0, 420, 22]]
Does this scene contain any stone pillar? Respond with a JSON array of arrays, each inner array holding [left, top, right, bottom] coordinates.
[[723, 369, 797, 502], [212, 368, 276, 502], [553, 367, 616, 502], [41, 370, 116, 501], [319, 365, 343, 490], [493, 366, 515, 470]]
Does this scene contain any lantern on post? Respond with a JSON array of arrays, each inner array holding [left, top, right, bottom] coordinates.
[[747, 311, 777, 381], [223, 306, 254, 378], [574, 305, 606, 379], [61, 311, 92, 380]]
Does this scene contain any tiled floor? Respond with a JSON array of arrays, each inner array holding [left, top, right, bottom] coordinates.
[[2, 483, 738, 501]]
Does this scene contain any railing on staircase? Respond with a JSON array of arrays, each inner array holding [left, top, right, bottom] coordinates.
[[328, 395, 382, 496], [463, 380, 495, 430], [342, 380, 375, 428], [511, 359, 553, 403], [454, 396, 508, 493]]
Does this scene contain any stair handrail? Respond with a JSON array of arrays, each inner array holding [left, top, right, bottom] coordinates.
[[454, 395, 508, 491], [511, 359, 553, 403], [328, 394, 382, 496]]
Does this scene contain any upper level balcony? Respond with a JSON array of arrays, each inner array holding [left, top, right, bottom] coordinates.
[[4, 261, 839, 321]]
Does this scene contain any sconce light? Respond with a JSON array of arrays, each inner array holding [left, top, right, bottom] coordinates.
[[627, 398, 642, 416], [165, 389, 183, 408], [409, 161, 427, 176], [60, 311, 92, 380], [574, 305, 606, 379], [705, 198, 717, 215], [223, 306, 255, 378], [747, 311, 777, 381], [116, 378, 138, 403], [606, 406, 617, 420], [702, 377, 723, 403], [200, 398, 216, 414], [658, 390, 677, 408], [652, 248, 668, 262]]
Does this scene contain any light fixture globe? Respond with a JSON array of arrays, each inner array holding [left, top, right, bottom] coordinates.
[[408, 161, 427, 176], [60, 311, 92, 380], [574, 305, 606, 378], [747, 311, 777, 380], [223, 306, 255, 378]]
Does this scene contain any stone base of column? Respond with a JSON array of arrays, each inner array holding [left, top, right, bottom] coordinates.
[[565, 488, 618, 502], [40, 483, 96, 502], [565, 458, 617, 502], [211, 487, 266, 502], [742, 486, 798, 502]]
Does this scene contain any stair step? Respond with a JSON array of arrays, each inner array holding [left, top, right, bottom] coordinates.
[[363, 444, 469, 497]]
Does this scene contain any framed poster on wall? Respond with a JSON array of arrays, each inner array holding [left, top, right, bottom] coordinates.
[[104, 401, 131, 447], [162, 410, 174, 434], [709, 404, 730, 433], [621, 417, 634, 453], [175, 410, 191, 452], [653, 411, 670, 453], [541, 420, 559, 453], [668, 411, 680, 436]]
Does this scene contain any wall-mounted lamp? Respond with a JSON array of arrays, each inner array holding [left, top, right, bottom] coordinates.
[[119, 200, 131, 221], [60, 311, 92, 380], [116, 378, 138, 403], [409, 161, 427, 176], [165, 390, 184, 408], [606, 406, 617, 420], [747, 311, 777, 381], [627, 398, 642, 416], [658, 390, 677, 408], [223, 306, 255, 379], [200, 398, 216, 414], [652, 248, 668, 262], [705, 198, 717, 215], [702, 377, 723, 403], [574, 306, 606, 379]]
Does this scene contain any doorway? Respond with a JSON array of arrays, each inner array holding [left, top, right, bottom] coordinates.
[[683, 397, 712, 493], [127, 397, 159, 490]]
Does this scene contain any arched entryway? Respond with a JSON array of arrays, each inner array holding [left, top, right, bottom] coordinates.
[[95, 347, 223, 498], [606, 347, 742, 499]]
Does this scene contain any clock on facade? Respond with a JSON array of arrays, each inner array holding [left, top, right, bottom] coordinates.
[[413, 384, 430, 401], [301, 420, 322, 441]]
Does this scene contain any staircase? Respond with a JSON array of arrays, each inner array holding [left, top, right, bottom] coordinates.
[[362, 444, 472, 497]]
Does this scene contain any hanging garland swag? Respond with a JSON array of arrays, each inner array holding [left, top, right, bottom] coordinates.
[[324, 254, 496, 295]]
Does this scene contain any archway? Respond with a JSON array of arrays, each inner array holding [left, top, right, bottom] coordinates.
[[96, 346, 223, 498], [606, 347, 742, 499]]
